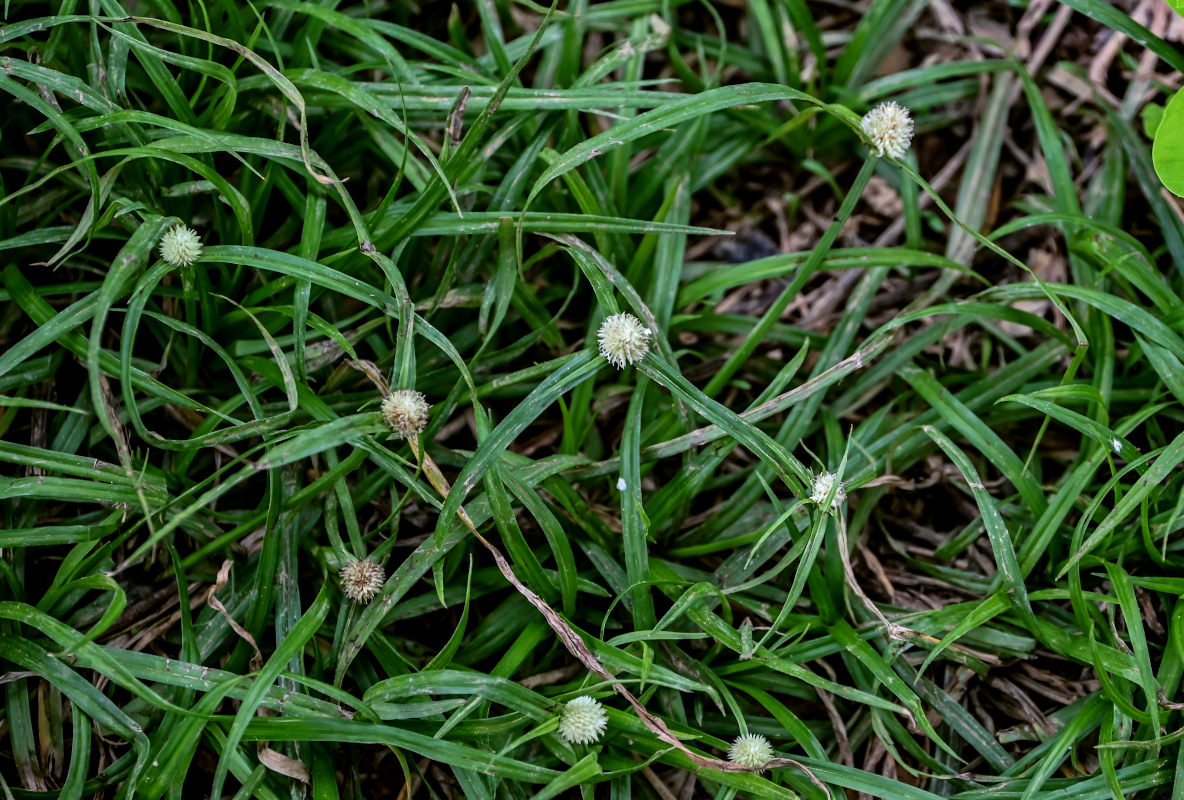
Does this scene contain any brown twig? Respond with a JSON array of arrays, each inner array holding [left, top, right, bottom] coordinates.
[[407, 436, 831, 792]]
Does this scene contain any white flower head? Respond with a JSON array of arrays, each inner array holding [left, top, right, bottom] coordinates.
[[557, 695, 608, 745], [810, 472, 846, 511], [597, 313, 652, 369], [339, 558, 385, 604], [158, 224, 203, 267], [728, 732, 774, 769], [861, 101, 914, 159], [381, 389, 430, 438]]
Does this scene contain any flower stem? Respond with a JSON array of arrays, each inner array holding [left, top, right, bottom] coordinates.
[[703, 156, 879, 398]]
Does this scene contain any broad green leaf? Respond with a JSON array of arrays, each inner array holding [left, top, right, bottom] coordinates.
[[1153, 87, 1184, 197]]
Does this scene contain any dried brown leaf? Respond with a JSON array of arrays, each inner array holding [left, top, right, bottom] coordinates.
[[257, 745, 311, 783], [207, 560, 263, 673]]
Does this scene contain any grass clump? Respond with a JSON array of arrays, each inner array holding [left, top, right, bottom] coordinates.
[[2, 1, 1184, 799]]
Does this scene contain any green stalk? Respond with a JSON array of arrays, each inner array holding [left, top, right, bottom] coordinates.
[[704, 157, 879, 397]]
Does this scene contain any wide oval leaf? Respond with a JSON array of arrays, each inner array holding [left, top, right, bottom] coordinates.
[[1152, 86, 1184, 196]]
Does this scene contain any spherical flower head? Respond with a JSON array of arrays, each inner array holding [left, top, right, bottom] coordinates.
[[728, 732, 774, 769], [861, 101, 914, 160], [557, 695, 608, 745], [597, 312, 652, 369], [339, 558, 385, 604], [381, 389, 430, 437], [158, 225, 203, 267], [810, 472, 846, 510]]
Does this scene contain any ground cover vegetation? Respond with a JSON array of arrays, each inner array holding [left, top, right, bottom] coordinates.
[[2, 0, 1184, 798]]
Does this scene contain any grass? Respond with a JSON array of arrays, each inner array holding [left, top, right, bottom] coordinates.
[[2, 0, 1184, 798]]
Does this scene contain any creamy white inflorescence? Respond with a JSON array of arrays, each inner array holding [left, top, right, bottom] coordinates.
[[158, 225, 203, 267], [860, 101, 914, 159], [728, 732, 774, 769], [597, 313, 652, 369], [339, 559, 385, 604], [557, 695, 608, 745], [810, 472, 846, 510], [381, 390, 430, 437]]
